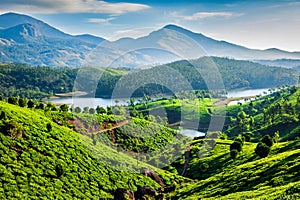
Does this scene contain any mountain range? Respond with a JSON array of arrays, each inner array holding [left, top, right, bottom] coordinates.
[[1, 12, 300, 68]]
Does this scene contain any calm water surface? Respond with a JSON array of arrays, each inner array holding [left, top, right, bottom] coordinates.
[[47, 88, 272, 108]]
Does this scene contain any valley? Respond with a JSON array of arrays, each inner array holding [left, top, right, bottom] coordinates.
[[1, 5, 300, 200]]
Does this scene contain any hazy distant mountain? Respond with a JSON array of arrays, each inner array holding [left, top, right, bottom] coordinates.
[[253, 59, 300, 69], [73, 34, 105, 44], [0, 23, 91, 66], [1, 13, 300, 67], [0, 12, 72, 39], [108, 24, 300, 61], [163, 25, 300, 60], [0, 13, 108, 66]]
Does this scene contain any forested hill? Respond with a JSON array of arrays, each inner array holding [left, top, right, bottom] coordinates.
[[169, 57, 298, 89], [111, 57, 298, 97], [0, 63, 125, 99], [0, 57, 298, 99]]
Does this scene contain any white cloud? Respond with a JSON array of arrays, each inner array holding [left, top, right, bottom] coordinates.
[[87, 17, 115, 24], [0, 0, 150, 15], [183, 12, 242, 21], [110, 27, 156, 40]]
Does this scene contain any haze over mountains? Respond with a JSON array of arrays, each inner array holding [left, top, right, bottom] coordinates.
[[1, 12, 300, 68]]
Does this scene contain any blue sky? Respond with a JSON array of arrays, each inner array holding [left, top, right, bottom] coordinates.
[[1, 0, 300, 51]]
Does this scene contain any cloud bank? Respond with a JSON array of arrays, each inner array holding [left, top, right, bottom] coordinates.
[[87, 17, 115, 24], [0, 0, 150, 15], [183, 12, 241, 20]]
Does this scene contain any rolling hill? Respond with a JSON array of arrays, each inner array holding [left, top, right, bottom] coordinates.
[[0, 100, 185, 199], [1, 87, 300, 199]]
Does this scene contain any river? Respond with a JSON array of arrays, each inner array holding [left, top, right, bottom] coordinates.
[[46, 88, 272, 108], [46, 97, 130, 108], [179, 129, 206, 138], [227, 88, 273, 105]]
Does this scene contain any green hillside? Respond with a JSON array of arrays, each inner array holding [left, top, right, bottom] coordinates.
[[164, 87, 300, 199], [1, 86, 300, 199], [223, 86, 300, 141], [168, 139, 300, 199], [0, 101, 183, 199], [116, 57, 298, 97]]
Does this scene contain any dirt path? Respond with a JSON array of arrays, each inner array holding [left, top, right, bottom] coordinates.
[[95, 119, 130, 134], [181, 145, 192, 176], [167, 122, 181, 127]]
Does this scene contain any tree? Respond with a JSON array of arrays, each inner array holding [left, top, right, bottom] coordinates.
[[46, 123, 52, 132], [107, 106, 113, 115], [74, 107, 82, 113], [262, 135, 273, 147], [237, 111, 250, 131], [230, 141, 242, 152], [46, 102, 56, 111], [8, 96, 18, 105], [18, 98, 27, 107], [55, 163, 64, 178], [113, 107, 126, 115], [83, 107, 89, 114], [60, 104, 69, 112], [230, 149, 239, 159], [255, 142, 270, 158], [96, 106, 106, 115], [37, 103, 45, 110], [27, 100, 35, 108], [0, 111, 6, 120], [199, 162, 209, 172], [89, 108, 95, 114]]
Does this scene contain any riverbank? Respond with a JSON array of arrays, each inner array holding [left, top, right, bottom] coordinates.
[[213, 95, 255, 106], [42, 91, 88, 101]]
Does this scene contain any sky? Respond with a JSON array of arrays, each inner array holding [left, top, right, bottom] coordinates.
[[1, 0, 300, 51]]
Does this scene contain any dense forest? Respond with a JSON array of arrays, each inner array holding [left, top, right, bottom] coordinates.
[[0, 57, 298, 99], [0, 63, 125, 99], [113, 57, 298, 97]]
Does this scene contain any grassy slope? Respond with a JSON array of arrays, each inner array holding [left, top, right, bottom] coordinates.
[[168, 139, 300, 199], [222, 87, 300, 141], [0, 101, 183, 199], [165, 88, 300, 199], [133, 97, 216, 129], [2, 87, 300, 199]]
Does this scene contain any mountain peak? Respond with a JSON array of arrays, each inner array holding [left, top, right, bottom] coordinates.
[[1, 12, 28, 17], [0, 12, 71, 39], [161, 24, 206, 38], [163, 24, 189, 32]]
